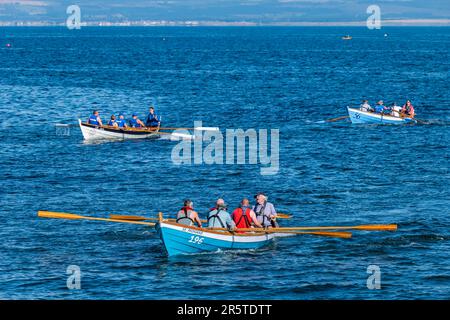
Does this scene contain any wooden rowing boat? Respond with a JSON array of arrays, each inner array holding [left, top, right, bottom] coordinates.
[[155, 215, 296, 257], [347, 107, 416, 124], [78, 119, 160, 141]]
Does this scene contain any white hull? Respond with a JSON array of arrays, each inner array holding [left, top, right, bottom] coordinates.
[[78, 119, 160, 141]]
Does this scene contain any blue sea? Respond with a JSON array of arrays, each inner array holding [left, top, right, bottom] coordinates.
[[0, 27, 449, 299]]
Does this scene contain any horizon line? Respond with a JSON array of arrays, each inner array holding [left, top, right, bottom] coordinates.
[[1, 19, 450, 27]]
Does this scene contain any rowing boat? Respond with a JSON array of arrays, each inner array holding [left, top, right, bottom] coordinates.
[[155, 218, 293, 257], [78, 119, 160, 141], [347, 107, 416, 125]]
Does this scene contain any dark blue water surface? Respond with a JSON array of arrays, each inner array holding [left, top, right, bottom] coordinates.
[[0, 27, 449, 299]]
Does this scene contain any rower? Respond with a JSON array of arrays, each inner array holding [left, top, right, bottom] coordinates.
[[401, 100, 415, 118], [360, 100, 374, 112], [129, 114, 145, 128], [391, 102, 401, 117], [231, 198, 262, 230], [207, 199, 235, 230], [107, 115, 118, 127], [374, 100, 389, 114], [253, 192, 278, 228], [145, 107, 160, 128], [87, 110, 103, 126], [176, 199, 202, 227], [116, 113, 128, 128]]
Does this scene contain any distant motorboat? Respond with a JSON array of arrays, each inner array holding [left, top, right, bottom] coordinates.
[[342, 35, 352, 40]]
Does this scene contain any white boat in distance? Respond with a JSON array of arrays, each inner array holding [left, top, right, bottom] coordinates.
[[78, 119, 160, 141]]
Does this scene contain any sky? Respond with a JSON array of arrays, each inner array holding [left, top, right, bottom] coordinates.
[[0, 0, 449, 23]]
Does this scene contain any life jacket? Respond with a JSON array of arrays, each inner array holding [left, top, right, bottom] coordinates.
[[88, 115, 100, 125], [129, 118, 142, 128], [176, 206, 195, 226], [232, 206, 252, 229], [117, 119, 126, 128], [146, 113, 159, 127], [403, 104, 414, 115], [253, 202, 278, 227], [108, 120, 116, 126], [375, 105, 385, 114], [207, 207, 226, 228], [254, 202, 268, 226]]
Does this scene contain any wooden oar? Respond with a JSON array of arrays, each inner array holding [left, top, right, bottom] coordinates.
[[278, 224, 397, 231], [110, 214, 196, 223], [109, 213, 292, 222], [213, 228, 352, 239], [325, 116, 349, 123], [413, 118, 427, 124], [268, 230, 352, 238], [220, 224, 397, 232], [38, 211, 155, 226]]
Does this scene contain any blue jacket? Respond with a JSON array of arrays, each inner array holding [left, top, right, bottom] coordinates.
[[88, 115, 100, 125], [116, 119, 126, 127], [129, 118, 142, 128], [375, 105, 385, 113]]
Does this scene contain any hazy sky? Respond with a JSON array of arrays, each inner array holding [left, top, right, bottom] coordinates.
[[0, 0, 449, 22]]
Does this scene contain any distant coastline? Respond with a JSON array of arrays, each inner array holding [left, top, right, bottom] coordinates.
[[1, 19, 450, 27]]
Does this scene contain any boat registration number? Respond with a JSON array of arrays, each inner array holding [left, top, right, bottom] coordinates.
[[188, 235, 204, 245]]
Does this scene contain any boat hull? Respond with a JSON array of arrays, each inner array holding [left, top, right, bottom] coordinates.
[[78, 119, 160, 140], [347, 107, 416, 124], [156, 221, 275, 257]]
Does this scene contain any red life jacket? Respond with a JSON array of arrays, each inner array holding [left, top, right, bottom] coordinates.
[[232, 207, 252, 229]]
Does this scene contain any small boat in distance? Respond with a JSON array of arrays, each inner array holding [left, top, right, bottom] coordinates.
[[78, 119, 160, 141], [342, 35, 352, 40], [347, 107, 416, 124]]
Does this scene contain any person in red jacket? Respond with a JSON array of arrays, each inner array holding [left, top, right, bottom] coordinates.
[[401, 100, 415, 118], [231, 198, 262, 230]]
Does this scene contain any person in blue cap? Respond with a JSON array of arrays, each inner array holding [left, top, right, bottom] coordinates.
[[116, 113, 128, 128], [129, 114, 145, 128], [145, 106, 160, 127]]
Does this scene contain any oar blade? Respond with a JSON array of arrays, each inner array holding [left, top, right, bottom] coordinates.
[[38, 210, 82, 220], [325, 116, 349, 123], [309, 231, 352, 238], [276, 213, 292, 219], [355, 224, 398, 231]]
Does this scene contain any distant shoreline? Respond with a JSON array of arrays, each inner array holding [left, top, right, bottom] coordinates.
[[1, 19, 450, 27]]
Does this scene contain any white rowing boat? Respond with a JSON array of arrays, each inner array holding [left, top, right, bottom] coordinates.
[[347, 107, 416, 124], [78, 119, 160, 141]]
